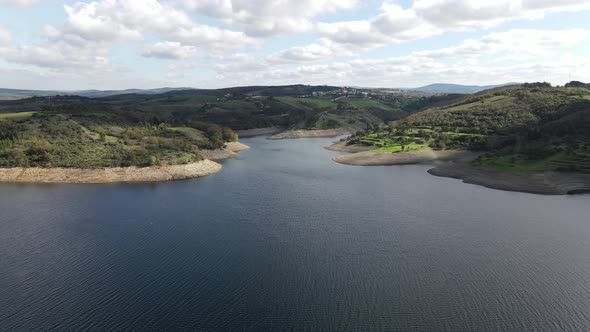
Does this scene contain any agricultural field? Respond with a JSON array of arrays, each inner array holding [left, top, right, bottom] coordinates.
[[276, 96, 337, 110], [0, 112, 35, 121]]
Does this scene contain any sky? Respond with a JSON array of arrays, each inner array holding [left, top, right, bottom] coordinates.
[[0, 0, 589, 90]]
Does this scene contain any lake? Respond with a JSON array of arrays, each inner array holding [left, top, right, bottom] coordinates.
[[1, 136, 589, 331]]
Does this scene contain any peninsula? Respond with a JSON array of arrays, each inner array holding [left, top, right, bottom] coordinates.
[[0, 102, 247, 183], [329, 82, 590, 195]]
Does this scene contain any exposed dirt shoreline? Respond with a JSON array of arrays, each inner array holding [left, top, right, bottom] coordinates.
[[0, 159, 222, 184], [202, 141, 251, 161], [330, 143, 590, 195], [324, 141, 373, 153], [332, 148, 477, 166], [269, 128, 349, 140], [236, 127, 282, 137], [428, 164, 590, 195], [0, 142, 251, 184]]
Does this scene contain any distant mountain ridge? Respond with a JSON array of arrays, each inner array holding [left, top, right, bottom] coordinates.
[[410, 83, 519, 94], [0, 83, 520, 100]]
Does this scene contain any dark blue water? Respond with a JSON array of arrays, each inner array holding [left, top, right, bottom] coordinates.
[[1, 136, 589, 331]]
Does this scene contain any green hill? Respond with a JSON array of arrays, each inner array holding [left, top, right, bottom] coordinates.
[[0, 105, 237, 168], [347, 82, 590, 173], [0, 84, 460, 168], [0, 85, 458, 131]]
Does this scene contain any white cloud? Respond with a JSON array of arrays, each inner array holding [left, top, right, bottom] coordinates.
[[0, 67, 168, 90], [2, 0, 590, 89], [49, 0, 258, 49], [178, 0, 358, 36], [213, 38, 355, 78], [267, 39, 354, 63], [142, 41, 199, 59], [0, 0, 260, 74], [414, 29, 590, 59], [415, 0, 590, 29], [0, 0, 41, 6], [317, 0, 590, 49], [0, 27, 12, 45], [213, 29, 590, 87], [0, 41, 110, 69]]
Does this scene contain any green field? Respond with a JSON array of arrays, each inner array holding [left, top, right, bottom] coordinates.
[[473, 150, 590, 173], [338, 97, 397, 112], [276, 96, 337, 110], [0, 112, 35, 121], [358, 132, 428, 153], [169, 127, 209, 146]]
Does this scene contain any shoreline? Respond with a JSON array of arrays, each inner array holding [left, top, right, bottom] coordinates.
[[235, 127, 282, 138], [324, 140, 373, 153], [269, 128, 349, 140], [428, 164, 590, 195], [0, 159, 222, 184], [332, 148, 477, 166], [202, 141, 251, 161], [0, 141, 250, 184], [331, 145, 590, 195]]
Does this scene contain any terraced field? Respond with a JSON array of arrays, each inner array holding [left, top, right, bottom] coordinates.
[[473, 150, 590, 173], [359, 132, 428, 153], [547, 152, 590, 172]]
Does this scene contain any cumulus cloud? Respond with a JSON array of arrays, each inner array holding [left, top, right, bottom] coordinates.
[[142, 41, 199, 59], [0, 0, 259, 73], [50, 0, 258, 49], [0, 40, 110, 69], [413, 29, 590, 59], [213, 29, 590, 87], [317, 0, 590, 49], [178, 0, 358, 36], [415, 0, 590, 28], [267, 39, 354, 63], [2, 0, 590, 89]]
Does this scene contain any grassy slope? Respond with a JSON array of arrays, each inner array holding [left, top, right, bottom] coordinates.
[[0, 112, 35, 120], [338, 97, 397, 112]]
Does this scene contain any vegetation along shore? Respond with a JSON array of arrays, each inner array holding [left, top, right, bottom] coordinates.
[[330, 82, 590, 195], [1, 82, 589, 191]]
